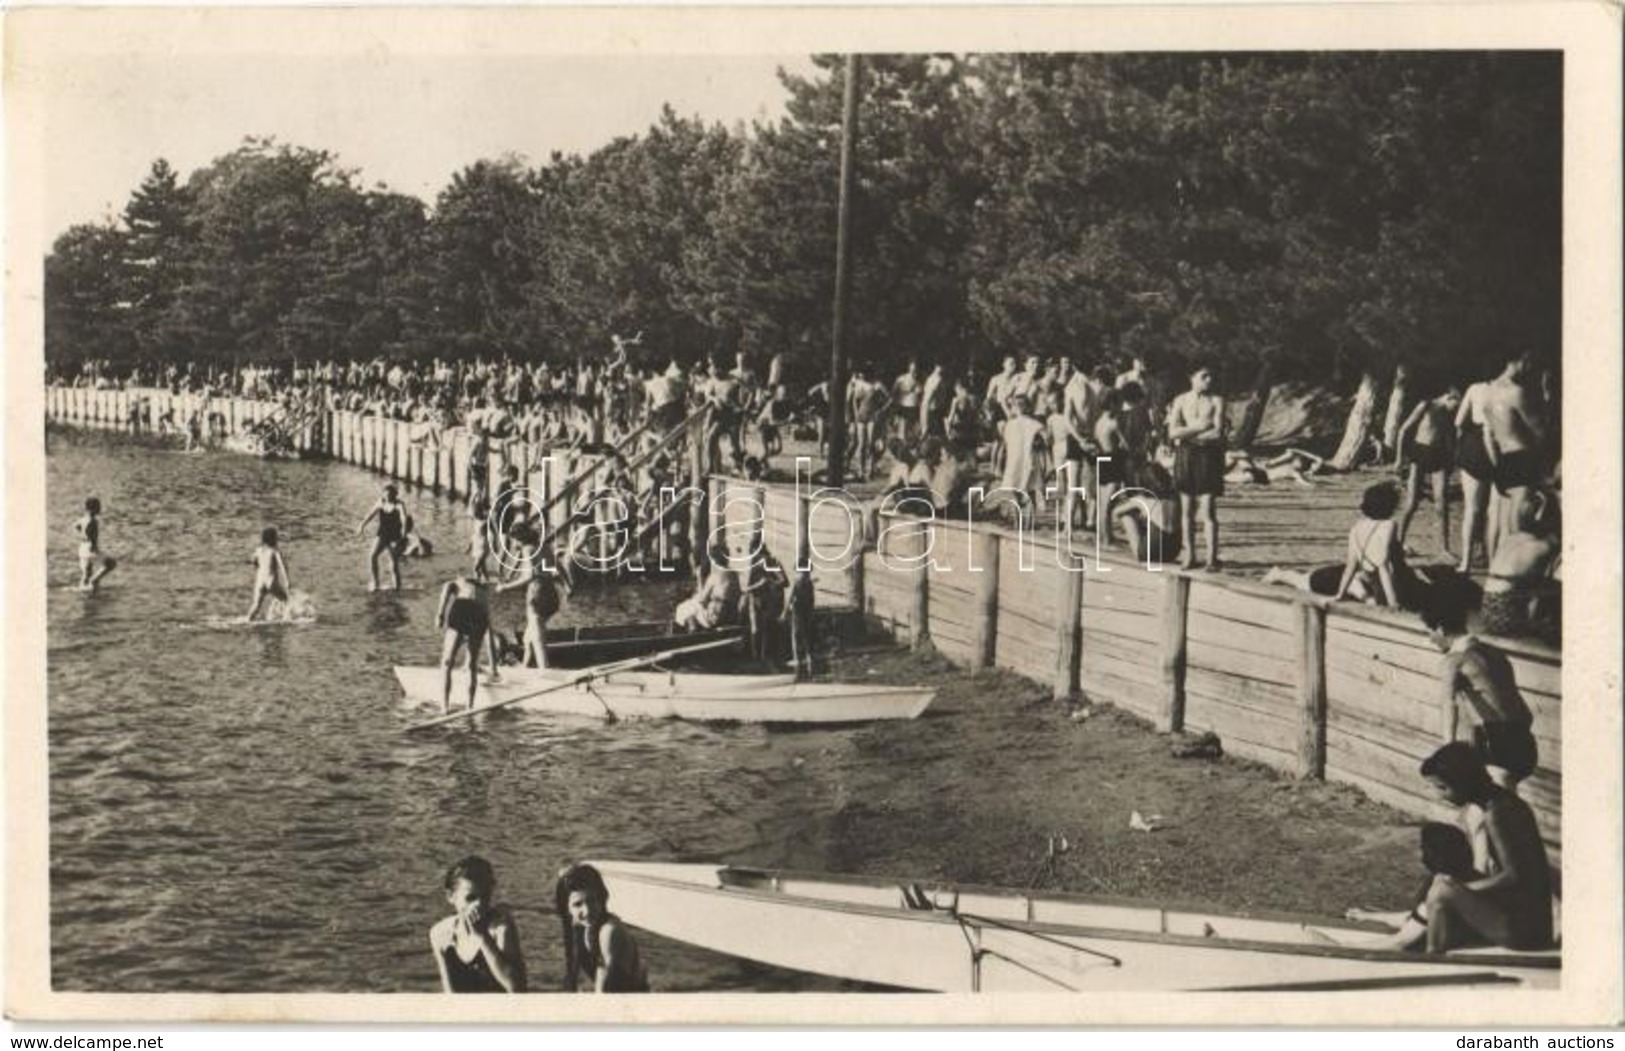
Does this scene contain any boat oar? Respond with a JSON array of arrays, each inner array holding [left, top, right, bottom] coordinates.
[[404, 635, 739, 732]]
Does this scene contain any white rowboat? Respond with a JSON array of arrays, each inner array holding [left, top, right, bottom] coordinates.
[[393, 667, 935, 723], [586, 861, 1560, 992]]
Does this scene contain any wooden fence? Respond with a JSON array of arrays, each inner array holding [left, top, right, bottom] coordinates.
[[706, 473, 1563, 855]]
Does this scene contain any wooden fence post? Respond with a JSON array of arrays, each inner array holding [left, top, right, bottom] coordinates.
[[1054, 561, 1084, 704], [972, 530, 1000, 669], [909, 521, 930, 650], [1295, 599, 1329, 779], [1157, 572, 1191, 733]]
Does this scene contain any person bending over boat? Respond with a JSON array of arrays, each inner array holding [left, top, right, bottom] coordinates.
[[556, 864, 649, 993], [1421, 591, 1537, 789], [1418, 742, 1553, 953], [430, 856, 526, 993], [437, 574, 501, 713], [356, 483, 410, 592], [246, 528, 292, 622], [73, 496, 117, 592]]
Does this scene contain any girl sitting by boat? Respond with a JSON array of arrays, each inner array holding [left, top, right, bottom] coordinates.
[[495, 524, 567, 669], [430, 856, 526, 993], [556, 863, 649, 993], [674, 545, 741, 631]]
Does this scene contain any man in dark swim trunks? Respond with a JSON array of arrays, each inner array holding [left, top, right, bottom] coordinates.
[[430, 856, 526, 993], [437, 574, 500, 713]]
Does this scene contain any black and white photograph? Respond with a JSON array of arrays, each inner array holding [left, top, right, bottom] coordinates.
[[5, 3, 1620, 1028]]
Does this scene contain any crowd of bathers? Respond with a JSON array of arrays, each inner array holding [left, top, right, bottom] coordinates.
[[54, 339, 1559, 642]]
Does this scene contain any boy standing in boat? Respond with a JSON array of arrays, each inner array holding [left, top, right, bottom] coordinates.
[[73, 497, 118, 592], [356, 483, 410, 592]]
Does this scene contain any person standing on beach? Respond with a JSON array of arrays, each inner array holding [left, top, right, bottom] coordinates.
[[73, 497, 117, 592], [437, 573, 500, 713], [1166, 363, 1226, 570], [1453, 377, 1497, 573], [356, 483, 410, 592], [556, 864, 650, 993]]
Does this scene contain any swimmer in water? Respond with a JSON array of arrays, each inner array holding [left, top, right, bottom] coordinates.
[[247, 527, 292, 621], [437, 573, 501, 712], [356, 483, 409, 592], [73, 497, 117, 592]]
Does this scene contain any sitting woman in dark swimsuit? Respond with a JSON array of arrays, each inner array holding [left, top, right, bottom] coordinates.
[[430, 856, 526, 993], [556, 863, 650, 993]]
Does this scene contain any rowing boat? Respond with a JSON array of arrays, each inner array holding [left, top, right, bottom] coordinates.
[[393, 668, 935, 723], [541, 622, 743, 667], [585, 861, 1560, 992]]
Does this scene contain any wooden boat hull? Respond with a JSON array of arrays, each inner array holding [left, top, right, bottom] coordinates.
[[587, 861, 1560, 992], [542, 622, 743, 667], [393, 668, 935, 723]]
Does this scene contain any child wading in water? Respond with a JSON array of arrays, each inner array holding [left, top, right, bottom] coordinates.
[[429, 856, 526, 993], [555, 863, 650, 992], [247, 527, 292, 621], [356, 483, 410, 592], [74, 497, 117, 592]]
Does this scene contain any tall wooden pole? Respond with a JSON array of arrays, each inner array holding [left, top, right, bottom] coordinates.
[[826, 54, 861, 487]]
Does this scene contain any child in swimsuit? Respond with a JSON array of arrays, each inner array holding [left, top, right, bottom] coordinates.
[[430, 856, 526, 993], [247, 527, 291, 621], [556, 864, 649, 993], [73, 497, 118, 592], [496, 526, 566, 669], [437, 574, 500, 712], [356, 483, 409, 592], [1422, 592, 1538, 789]]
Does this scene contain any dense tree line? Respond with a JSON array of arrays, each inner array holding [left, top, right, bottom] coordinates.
[[46, 51, 1559, 402]]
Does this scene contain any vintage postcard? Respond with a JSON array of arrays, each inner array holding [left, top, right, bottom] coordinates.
[[5, 2, 1621, 1027]]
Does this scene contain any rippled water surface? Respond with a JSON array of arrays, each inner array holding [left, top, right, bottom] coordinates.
[[46, 427, 867, 993]]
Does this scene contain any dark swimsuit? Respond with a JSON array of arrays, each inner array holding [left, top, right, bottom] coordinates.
[[1174, 442, 1225, 497], [447, 596, 489, 637], [441, 942, 506, 993], [1457, 421, 1493, 482]]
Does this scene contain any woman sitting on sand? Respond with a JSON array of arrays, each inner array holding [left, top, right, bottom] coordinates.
[[1337, 823, 1480, 951], [1260, 482, 1428, 610], [556, 863, 650, 993]]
